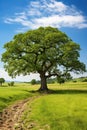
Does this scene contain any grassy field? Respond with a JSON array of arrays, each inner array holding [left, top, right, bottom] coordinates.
[[0, 83, 39, 112], [0, 82, 87, 130], [22, 82, 87, 130], [23, 94, 87, 130]]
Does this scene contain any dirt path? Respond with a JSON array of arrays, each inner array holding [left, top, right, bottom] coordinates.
[[0, 96, 39, 130]]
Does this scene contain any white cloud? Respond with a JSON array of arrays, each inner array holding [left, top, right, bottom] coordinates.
[[33, 15, 86, 28], [4, 0, 87, 31], [78, 23, 87, 29], [72, 72, 87, 79], [28, 9, 41, 16], [0, 68, 40, 82], [46, 1, 67, 13]]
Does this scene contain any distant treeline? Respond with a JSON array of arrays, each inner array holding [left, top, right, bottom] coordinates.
[[73, 77, 87, 83], [30, 77, 87, 85]]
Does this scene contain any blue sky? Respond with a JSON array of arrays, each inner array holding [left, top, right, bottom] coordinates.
[[0, 0, 87, 81]]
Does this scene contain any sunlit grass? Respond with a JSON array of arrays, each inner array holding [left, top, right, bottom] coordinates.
[[0, 82, 87, 130], [23, 92, 87, 130], [21, 82, 87, 130], [48, 82, 87, 89], [0, 82, 87, 112]]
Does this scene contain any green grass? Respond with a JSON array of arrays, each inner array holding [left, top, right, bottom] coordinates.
[[48, 82, 87, 89], [0, 82, 87, 130], [26, 95, 87, 130], [21, 82, 87, 130], [0, 83, 39, 112]]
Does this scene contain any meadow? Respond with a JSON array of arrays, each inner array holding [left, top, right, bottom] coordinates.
[[0, 82, 87, 130], [0, 83, 39, 112]]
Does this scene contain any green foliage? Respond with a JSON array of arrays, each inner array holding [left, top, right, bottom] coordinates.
[[73, 80, 77, 83], [82, 78, 87, 82], [8, 81, 14, 86], [72, 77, 87, 83], [57, 73, 72, 84], [0, 78, 5, 86], [2, 26, 86, 90], [57, 77, 65, 84], [31, 79, 37, 85]]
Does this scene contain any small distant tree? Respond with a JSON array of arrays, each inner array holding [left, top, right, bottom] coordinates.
[[57, 73, 72, 84], [31, 79, 37, 85], [8, 81, 14, 86], [57, 77, 65, 84], [0, 78, 5, 86]]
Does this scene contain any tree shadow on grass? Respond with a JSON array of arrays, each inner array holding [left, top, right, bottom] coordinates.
[[27, 89, 87, 95], [48, 89, 87, 94]]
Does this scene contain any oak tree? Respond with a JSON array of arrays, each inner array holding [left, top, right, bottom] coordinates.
[[2, 27, 86, 91]]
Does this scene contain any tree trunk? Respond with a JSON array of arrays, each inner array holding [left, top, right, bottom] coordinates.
[[39, 73, 48, 91]]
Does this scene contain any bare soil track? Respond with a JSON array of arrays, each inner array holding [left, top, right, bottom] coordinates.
[[0, 96, 39, 130]]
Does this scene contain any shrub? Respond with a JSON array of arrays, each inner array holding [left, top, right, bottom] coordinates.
[[57, 77, 65, 84], [31, 79, 37, 85], [73, 80, 77, 83], [8, 81, 14, 86], [82, 79, 87, 82]]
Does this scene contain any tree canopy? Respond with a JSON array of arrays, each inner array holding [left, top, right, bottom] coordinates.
[[2, 26, 86, 91]]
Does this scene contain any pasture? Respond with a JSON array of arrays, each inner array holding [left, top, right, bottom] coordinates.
[[0, 82, 87, 130]]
